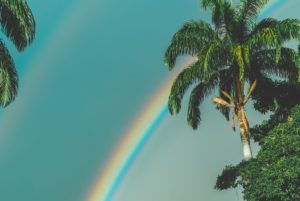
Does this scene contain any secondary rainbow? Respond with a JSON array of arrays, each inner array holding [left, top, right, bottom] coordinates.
[[86, 1, 288, 200]]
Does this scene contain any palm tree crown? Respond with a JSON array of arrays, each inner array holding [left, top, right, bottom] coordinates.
[[164, 0, 300, 160], [0, 0, 35, 107]]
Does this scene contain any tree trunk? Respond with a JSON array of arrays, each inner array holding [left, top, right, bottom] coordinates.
[[241, 132, 252, 160], [236, 107, 252, 160]]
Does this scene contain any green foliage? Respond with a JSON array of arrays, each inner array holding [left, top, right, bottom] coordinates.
[[216, 104, 300, 201], [164, 0, 300, 129], [252, 47, 300, 81], [168, 61, 200, 115], [215, 165, 239, 189], [187, 73, 219, 129], [238, 0, 270, 27], [0, 41, 18, 107], [0, 0, 35, 107], [0, 0, 35, 51], [164, 20, 216, 70], [250, 82, 300, 141]]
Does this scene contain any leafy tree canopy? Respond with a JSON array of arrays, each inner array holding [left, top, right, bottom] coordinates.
[[251, 80, 300, 142], [215, 104, 300, 201]]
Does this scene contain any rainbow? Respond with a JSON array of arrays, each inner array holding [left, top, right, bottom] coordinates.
[[86, 1, 288, 200], [86, 57, 196, 201]]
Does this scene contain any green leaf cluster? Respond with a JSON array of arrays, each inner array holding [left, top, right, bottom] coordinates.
[[216, 104, 300, 201], [0, 0, 35, 106], [164, 0, 300, 129]]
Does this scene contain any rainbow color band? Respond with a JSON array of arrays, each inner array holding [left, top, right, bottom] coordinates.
[[86, 1, 288, 200]]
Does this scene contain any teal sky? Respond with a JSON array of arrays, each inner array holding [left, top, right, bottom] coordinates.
[[0, 0, 298, 201]]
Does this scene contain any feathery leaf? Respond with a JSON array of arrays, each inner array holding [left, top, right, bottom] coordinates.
[[0, 41, 18, 107], [238, 0, 270, 28], [164, 20, 216, 70], [168, 61, 200, 114], [252, 48, 300, 81], [187, 74, 219, 129], [0, 0, 36, 51]]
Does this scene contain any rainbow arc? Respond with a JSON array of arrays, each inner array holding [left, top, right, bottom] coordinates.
[[86, 1, 289, 200]]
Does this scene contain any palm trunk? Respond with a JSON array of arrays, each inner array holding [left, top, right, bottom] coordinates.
[[236, 107, 252, 160]]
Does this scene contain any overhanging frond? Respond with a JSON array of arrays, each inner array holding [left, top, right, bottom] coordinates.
[[250, 18, 279, 36], [277, 19, 300, 42], [246, 27, 282, 50], [0, 41, 18, 107], [211, 2, 225, 35], [164, 20, 217, 70], [0, 0, 36, 51], [198, 41, 229, 81], [222, 2, 237, 36], [238, 0, 269, 28], [250, 18, 300, 43], [168, 61, 200, 114], [187, 74, 219, 129], [202, 0, 237, 39], [252, 48, 300, 81], [201, 0, 224, 10]]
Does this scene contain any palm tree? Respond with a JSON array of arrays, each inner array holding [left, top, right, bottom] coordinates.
[[0, 0, 35, 107], [164, 0, 300, 160]]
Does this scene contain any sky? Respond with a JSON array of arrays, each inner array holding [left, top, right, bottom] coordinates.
[[0, 0, 298, 201]]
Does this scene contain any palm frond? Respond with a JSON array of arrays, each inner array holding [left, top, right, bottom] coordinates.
[[201, 0, 223, 10], [246, 27, 282, 50], [222, 1, 238, 39], [168, 61, 200, 114], [197, 41, 229, 81], [164, 20, 217, 70], [187, 74, 219, 129], [211, 2, 225, 35], [277, 19, 300, 42], [0, 0, 36, 51], [238, 0, 270, 28], [250, 18, 279, 33], [252, 48, 300, 81], [250, 18, 300, 43], [0, 41, 18, 107], [202, 0, 236, 39]]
